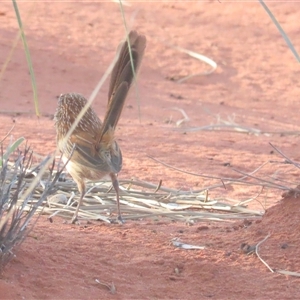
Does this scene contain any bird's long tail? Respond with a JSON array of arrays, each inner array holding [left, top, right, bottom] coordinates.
[[95, 31, 146, 148]]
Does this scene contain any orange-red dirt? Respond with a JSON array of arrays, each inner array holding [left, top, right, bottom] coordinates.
[[1, 2, 300, 299]]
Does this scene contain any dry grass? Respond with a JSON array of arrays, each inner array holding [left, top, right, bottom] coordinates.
[[0, 138, 64, 271]]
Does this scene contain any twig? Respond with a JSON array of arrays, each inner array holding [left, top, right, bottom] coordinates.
[[177, 124, 263, 134], [0, 124, 15, 144], [168, 107, 190, 126], [269, 142, 300, 170], [147, 155, 224, 180], [176, 125, 300, 136], [259, 0, 300, 63], [276, 270, 300, 277], [147, 155, 277, 192], [231, 167, 290, 191], [154, 179, 162, 193], [95, 279, 116, 294], [255, 233, 273, 273]]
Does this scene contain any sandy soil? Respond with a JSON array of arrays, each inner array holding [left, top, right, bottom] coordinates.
[[1, 2, 300, 299]]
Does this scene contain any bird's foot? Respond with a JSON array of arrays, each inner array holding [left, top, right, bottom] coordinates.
[[117, 214, 125, 224], [110, 215, 125, 224]]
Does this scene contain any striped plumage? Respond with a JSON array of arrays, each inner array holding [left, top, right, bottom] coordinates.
[[54, 31, 146, 223]]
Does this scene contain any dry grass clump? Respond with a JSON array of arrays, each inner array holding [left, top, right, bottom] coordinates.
[[0, 135, 61, 271]]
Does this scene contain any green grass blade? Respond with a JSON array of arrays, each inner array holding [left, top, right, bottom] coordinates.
[[0, 137, 25, 167], [12, 0, 40, 116], [259, 0, 300, 63], [0, 31, 21, 82]]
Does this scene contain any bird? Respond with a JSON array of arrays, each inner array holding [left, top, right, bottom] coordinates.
[[54, 31, 146, 224]]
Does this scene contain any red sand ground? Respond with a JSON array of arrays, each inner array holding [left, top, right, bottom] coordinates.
[[1, 2, 300, 299]]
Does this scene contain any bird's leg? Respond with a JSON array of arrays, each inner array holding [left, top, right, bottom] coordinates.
[[72, 180, 85, 224], [110, 173, 124, 224]]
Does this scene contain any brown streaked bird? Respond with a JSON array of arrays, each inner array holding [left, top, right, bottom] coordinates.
[[54, 31, 146, 224]]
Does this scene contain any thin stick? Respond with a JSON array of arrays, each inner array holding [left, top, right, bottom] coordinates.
[[276, 270, 300, 277], [176, 125, 300, 136], [147, 155, 224, 180], [269, 142, 300, 170], [0, 124, 15, 144], [154, 179, 162, 193], [95, 279, 116, 294], [231, 167, 290, 191], [255, 233, 274, 273], [259, 0, 300, 63], [148, 155, 276, 192], [168, 107, 190, 126]]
